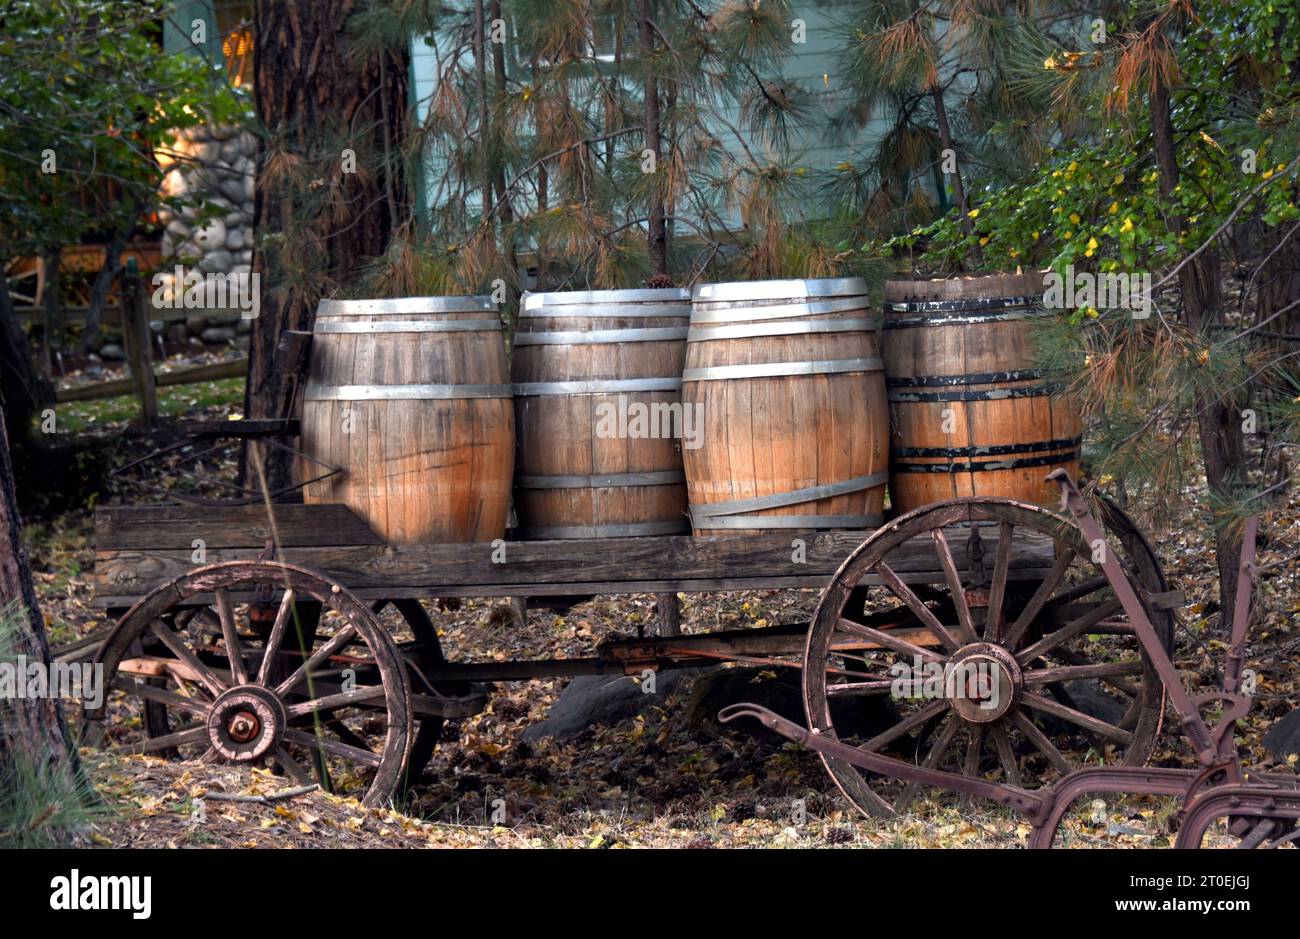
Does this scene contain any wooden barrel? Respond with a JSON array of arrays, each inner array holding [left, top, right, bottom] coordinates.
[[682, 278, 888, 535], [882, 273, 1081, 513], [301, 296, 514, 544], [511, 287, 691, 538]]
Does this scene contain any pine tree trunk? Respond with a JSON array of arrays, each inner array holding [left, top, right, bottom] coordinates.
[[638, 0, 668, 278], [1151, 80, 1244, 632], [0, 417, 83, 843], [931, 85, 980, 267], [245, 0, 410, 494]]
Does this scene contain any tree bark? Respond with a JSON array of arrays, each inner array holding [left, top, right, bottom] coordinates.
[[931, 85, 980, 267], [0, 274, 53, 452], [245, 0, 410, 494], [0, 416, 84, 843], [638, 0, 668, 277], [1151, 79, 1244, 632]]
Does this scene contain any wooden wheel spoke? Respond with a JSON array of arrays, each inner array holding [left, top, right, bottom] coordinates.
[[1050, 646, 1141, 698], [986, 521, 1013, 641], [255, 588, 297, 687], [1002, 547, 1076, 650], [990, 723, 1022, 788], [1009, 711, 1072, 776], [1020, 691, 1133, 745], [963, 726, 984, 774], [124, 725, 208, 754], [932, 529, 977, 643], [860, 698, 947, 752], [148, 621, 227, 697], [895, 714, 961, 813], [834, 617, 943, 663], [286, 685, 387, 719], [325, 719, 376, 754], [1042, 576, 1109, 608], [826, 677, 897, 697], [112, 677, 209, 717], [272, 747, 314, 785], [283, 728, 381, 767], [274, 624, 358, 697], [214, 589, 249, 685], [1022, 660, 1144, 688], [1016, 597, 1123, 665], [872, 562, 962, 652]]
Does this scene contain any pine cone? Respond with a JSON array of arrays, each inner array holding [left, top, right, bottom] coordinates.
[[645, 273, 676, 289]]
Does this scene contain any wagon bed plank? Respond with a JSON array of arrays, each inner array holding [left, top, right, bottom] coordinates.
[[95, 504, 385, 549], [92, 507, 1057, 606]]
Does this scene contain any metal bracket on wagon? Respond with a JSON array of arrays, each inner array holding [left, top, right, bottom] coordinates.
[[717, 703, 1048, 817]]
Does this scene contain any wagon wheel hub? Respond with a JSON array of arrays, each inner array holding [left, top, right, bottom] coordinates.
[[945, 643, 1020, 724], [207, 685, 286, 762]]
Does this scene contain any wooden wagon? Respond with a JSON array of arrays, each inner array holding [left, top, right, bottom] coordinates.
[[85, 437, 1193, 827]]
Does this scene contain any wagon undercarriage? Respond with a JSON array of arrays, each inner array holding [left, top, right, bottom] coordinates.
[[84, 476, 1215, 830]]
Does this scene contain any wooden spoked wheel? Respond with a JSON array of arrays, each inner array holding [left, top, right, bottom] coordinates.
[[87, 562, 411, 808], [371, 597, 474, 786], [804, 498, 1167, 818]]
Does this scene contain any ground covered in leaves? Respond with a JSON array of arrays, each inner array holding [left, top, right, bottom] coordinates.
[[23, 358, 1300, 848]]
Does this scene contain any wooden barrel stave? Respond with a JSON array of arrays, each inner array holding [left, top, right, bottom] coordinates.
[[883, 274, 1081, 513], [302, 297, 514, 545]]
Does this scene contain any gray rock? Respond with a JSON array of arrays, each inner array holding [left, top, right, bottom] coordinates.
[[237, 250, 252, 265], [236, 318, 252, 335], [232, 262, 252, 276], [1263, 709, 1300, 762], [206, 311, 242, 327], [194, 140, 221, 163], [234, 335, 251, 351], [225, 229, 245, 251], [184, 314, 207, 335], [688, 666, 897, 743], [167, 323, 188, 344], [148, 319, 164, 334], [221, 177, 247, 204], [98, 343, 125, 361], [198, 249, 234, 273], [200, 326, 236, 344], [192, 218, 227, 251], [521, 669, 705, 742], [1061, 680, 1127, 725]]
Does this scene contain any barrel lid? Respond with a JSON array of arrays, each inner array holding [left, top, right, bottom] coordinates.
[[316, 296, 497, 317], [521, 287, 690, 311], [692, 277, 868, 303]]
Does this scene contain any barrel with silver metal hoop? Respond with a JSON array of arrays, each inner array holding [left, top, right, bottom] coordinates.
[[683, 277, 890, 536], [300, 295, 514, 544], [510, 286, 693, 539]]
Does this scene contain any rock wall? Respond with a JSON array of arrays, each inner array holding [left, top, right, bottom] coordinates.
[[155, 123, 256, 350]]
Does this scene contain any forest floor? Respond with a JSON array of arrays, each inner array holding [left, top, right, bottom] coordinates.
[[23, 353, 1300, 848]]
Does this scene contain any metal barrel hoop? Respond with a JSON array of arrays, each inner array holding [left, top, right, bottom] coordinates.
[[689, 471, 888, 530]]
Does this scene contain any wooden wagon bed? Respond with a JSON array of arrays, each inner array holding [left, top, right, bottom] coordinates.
[[91, 503, 1057, 610]]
